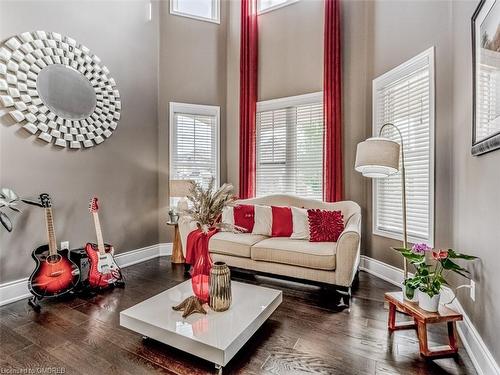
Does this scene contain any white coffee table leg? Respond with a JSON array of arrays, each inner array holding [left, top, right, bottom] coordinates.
[[215, 364, 223, 375]]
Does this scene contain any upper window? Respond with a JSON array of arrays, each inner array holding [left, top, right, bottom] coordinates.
[[372, 47, 435, 246], [258, 0, 299, 14], [169, 102, 220, 189], [256, 92, 323, 200], [170, 0, 220, 24]]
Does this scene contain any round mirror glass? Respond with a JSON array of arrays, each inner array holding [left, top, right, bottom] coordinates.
[[37, 64, 96, 120]]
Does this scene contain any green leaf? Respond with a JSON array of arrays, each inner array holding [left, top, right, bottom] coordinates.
[[441, 258, 469, 272], [392, 247, 411, 252], [447, 249, 478, 260]]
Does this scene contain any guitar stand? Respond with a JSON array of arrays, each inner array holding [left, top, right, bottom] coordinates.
[[113, 280, 125, 288], [28, 296, 41, 312]]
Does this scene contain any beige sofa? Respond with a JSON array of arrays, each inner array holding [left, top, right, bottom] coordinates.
[[178, 194, 361, 289]]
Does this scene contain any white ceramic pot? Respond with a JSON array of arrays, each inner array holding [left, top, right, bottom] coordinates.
[[417, 290, 441, 312], [402, 284, 418, 302]]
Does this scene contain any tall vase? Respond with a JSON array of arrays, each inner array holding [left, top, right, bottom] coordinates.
[[209, 262, 232, 312], [191, 232, 212, 303]]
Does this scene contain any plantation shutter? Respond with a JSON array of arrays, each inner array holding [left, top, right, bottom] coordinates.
[[256, 94, 323, 200], [170, 105, 219, 187], [373, 49, 434, 245], [476, 52, 500, 141]]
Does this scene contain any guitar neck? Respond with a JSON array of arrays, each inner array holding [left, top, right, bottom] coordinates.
[[92, 212, 106, 255], [45, 208, 58, 255]]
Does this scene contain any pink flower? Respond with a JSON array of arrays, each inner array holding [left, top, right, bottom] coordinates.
[[412, 243, 431, 254], [432, 250, 448, 261]]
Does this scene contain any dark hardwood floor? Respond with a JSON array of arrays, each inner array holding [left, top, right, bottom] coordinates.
[[0, 257, 476, 374]]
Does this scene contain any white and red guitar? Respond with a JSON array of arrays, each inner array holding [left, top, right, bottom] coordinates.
[[85, 197, 122, 288]]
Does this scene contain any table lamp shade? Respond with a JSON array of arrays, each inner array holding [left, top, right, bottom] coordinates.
[[355, 137, 400, 178], [169, 179, 193, 198]]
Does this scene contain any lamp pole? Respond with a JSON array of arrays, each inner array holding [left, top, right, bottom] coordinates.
[[379, 123, 408, 280]]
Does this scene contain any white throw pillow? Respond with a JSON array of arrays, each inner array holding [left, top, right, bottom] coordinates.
[[221, 206, 234, 229], [290, 207, 310, 240], [252, 205, 272, 236]]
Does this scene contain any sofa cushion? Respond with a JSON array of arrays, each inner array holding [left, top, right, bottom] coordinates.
[[251, 238, 336, 270], [209, 232, 268, 258]]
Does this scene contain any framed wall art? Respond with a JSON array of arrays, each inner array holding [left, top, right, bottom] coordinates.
[[472, 0, 500, 155]]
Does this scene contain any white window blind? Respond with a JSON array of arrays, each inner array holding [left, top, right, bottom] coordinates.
[[373, 48, 435, 246], [169, 102, 220, 188], [476, 49, 500, 142], [256, 92, 323, 200], [170, 0, 220, 24], [258, 0, 299, 14]]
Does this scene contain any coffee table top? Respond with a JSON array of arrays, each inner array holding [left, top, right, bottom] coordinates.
[[120, 280, 282, 366]]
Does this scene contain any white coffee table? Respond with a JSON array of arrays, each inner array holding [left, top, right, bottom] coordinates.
[[120, 280, 282, 374]]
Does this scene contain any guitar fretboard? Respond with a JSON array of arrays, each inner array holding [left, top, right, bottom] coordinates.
[[45, 208, 57, 256], [92, 212, 106, 255]]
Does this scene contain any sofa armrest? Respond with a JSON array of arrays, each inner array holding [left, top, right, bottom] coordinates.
[[335, 212, 361, 287], [178, 215, 197, 257]]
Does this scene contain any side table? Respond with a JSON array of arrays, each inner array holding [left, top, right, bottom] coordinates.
[[167, 221, 185, 264], [385, 292, 463, 358]]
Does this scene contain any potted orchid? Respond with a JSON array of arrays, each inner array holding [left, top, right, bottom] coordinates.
[[392, 244, 477, 312]]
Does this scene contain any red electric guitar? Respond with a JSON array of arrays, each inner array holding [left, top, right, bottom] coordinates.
[[85, 197, 122, 288], [28, 194, 80, 302]]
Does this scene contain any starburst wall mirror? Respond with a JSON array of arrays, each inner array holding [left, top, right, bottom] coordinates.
[[0, 31, 121, 149]]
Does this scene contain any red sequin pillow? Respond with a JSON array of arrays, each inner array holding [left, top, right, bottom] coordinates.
[[233, 205, 255, 232], [307, 209, 344, 242]]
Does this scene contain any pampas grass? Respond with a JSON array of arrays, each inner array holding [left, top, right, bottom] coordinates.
[[182, 179, 239, 234]]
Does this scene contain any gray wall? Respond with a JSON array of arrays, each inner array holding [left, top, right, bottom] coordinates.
[[366, 0, 500, 364], [452, 0, 500, 362], [365, 0, 454, 270], [0, 0, 160, 283], [158, 0, 228, 243], [226, 0, 369, 226]]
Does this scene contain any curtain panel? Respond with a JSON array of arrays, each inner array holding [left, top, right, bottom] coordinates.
[[239, 0, 259, 199], [323, 0, 343, 202]]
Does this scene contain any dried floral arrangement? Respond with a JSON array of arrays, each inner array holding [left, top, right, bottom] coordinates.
[[182, 179, 239, 233]]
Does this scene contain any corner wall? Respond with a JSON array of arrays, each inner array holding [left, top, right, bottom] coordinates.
[[0, 0, 160, 283], [226, 0, 369, 229], [158, 0, 228, 243], [451, 0, 500, 364]]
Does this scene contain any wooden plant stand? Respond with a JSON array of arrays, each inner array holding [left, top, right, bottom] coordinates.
[[385, 292, 463, 359], [167, 222, 185, 264]]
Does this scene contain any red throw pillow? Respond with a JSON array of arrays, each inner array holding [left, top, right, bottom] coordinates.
[[271, 206, 293, 237], [233, 205, 255, 232], [308, 209, 344, 242]]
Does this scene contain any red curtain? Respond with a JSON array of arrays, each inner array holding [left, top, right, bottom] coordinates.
[[239, 0, 259, 199], [323, 0, 343, 202]]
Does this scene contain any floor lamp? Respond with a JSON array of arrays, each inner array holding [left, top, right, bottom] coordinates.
[[355, 123, 409, 280]]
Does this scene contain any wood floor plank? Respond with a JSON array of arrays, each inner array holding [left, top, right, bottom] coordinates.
[[0, 258, 477, 375]]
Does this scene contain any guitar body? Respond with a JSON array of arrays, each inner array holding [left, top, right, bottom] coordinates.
[[85, 242, 122, 288], [28, 245, 80, 298]]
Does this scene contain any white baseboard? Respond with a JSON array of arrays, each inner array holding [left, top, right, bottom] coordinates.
[[0, 242, 172, 307], [360, 255, 500, 375]]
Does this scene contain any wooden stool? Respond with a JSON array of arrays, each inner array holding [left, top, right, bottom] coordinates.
[[167, 222, 185, 264], [385, 292, 462, 359]]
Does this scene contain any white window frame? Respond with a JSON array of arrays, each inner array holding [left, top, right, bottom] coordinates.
[[372, 47, 435, 247], [170, 0, 220, 24], [258, 0, 299, 15], [256, 91, 323, 199], [169, 102, 221, 187]]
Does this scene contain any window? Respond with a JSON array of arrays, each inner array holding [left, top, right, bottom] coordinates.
[[258, 0, 299, 14], [170, 0, 220, 24], [372, 47, 435, 246], [169, 102, 220, 189], [256, 92, 323, 200]]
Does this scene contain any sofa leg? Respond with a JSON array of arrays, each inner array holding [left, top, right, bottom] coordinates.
[[336, 287, 352, 310]]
